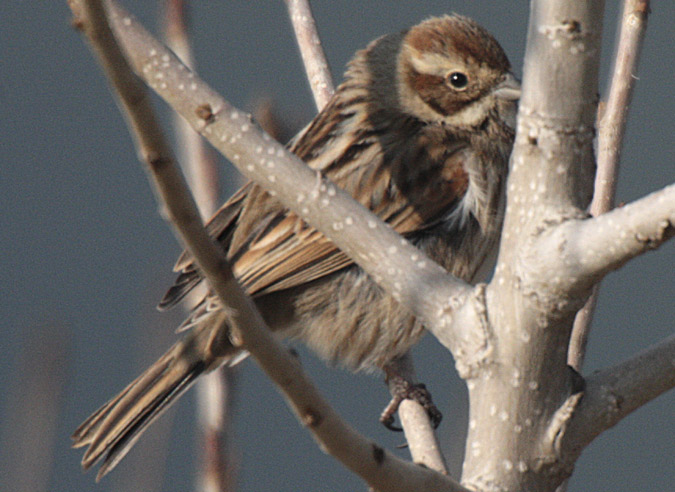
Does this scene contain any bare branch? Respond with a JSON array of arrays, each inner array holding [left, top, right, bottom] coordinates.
[[536, 183, 675, 294], [460, 2, 607, 489], [399, 400, 449, 472], [162, 3, 234, 491], [0, 323, 69, 492], [567, 292, 598, 371], [284, 0, 334, 110], [70, 1, 467, 490], [386, 354, 449, 474], [594, 0, 650, 217], [194, 370, 237, 492], [164, 0, 220, 218], [563, 334, 675, 456], [492, 0, 604, 320], [569, 0, 651, 370]]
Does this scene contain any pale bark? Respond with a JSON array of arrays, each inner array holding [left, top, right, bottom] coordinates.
[[461, 1, 602, 490], [534, 184, 674, 291], [386, 354, 449, 474], [569, 0, 651, 370], [459, 1, 672, 490], [164, 0, 220, 219], [163, 2, 234, 491], [564, 334, 675, 456], [284, 0, 334, 110]]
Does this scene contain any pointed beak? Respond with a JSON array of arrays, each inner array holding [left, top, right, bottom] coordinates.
[[493, 73, 521, 101]]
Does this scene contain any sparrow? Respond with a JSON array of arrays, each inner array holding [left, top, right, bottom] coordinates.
[[73, 14, 520, 479]]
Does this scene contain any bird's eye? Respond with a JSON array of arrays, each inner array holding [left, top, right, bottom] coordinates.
[[446, 72, 469, 90]]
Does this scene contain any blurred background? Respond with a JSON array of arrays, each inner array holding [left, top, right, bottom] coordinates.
[[1, 2, 672, 491]]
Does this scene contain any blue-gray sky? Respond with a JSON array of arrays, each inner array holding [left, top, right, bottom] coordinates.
[[1, 2, 672, 491]]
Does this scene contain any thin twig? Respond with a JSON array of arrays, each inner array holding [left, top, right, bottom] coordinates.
[[0, 323, 69, 492], [564, 334, 675, 456], [387, 354, 449, 474], [284, 0, 334, 110], [163, 2, 234, 491], [536, 184, 675, 294], [594, 0, 650, 216], [568, 0, 651, 370], [165, 0, 220, 218], [70, 1, 466, 490]]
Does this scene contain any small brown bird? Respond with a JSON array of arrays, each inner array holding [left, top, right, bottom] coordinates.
[[73, 14, 519, 479]]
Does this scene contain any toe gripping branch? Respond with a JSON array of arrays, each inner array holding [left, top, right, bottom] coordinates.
[[380, 374, 443, 431]]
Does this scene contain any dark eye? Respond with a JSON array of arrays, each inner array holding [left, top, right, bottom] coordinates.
[[446, 72, 469, 90]]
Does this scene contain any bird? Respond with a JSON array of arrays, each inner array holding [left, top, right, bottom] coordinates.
[[72, 14, 520, 479]]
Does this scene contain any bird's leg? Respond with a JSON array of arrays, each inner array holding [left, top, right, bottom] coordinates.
[[380, 356, 442, 431]]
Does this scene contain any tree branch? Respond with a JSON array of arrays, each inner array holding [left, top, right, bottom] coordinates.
[[569, 0, 651, 371], [563, 334, 675, 456], [535, 183, 675, 294], [593, 0, 650, 217], [70, 1, 467, 490], [164, 0, 220, 219], [284, 0, 334, 110], [385, 354, 449, 474], [163, 2, 234, 491], [460, 2, 607, 490], [491, 0, 604, 323]]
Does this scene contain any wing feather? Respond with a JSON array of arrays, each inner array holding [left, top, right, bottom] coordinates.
[[160, 95, 471, 305]]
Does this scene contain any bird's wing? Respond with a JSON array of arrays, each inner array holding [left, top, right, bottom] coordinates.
[[160, 111, 470, 308]]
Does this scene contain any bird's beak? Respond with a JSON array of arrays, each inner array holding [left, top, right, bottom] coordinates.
[[493, 73, 521, 101]]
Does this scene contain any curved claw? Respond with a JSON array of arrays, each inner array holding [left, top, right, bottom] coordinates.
[[380, 381, 443, 431]]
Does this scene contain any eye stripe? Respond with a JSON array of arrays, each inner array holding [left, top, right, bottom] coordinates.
[[406, 67, 472, 116]]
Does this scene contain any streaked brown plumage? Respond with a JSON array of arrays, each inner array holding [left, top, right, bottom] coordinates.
[[73, 14, 519, 479]]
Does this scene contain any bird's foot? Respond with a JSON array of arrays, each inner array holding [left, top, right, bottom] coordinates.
[[380, 377, 442, 431]]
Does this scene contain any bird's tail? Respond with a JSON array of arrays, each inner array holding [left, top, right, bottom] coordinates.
[[72, 311, 236, 481]]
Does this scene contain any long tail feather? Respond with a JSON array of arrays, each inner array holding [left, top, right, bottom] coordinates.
[[72, 314, 234, 480]]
